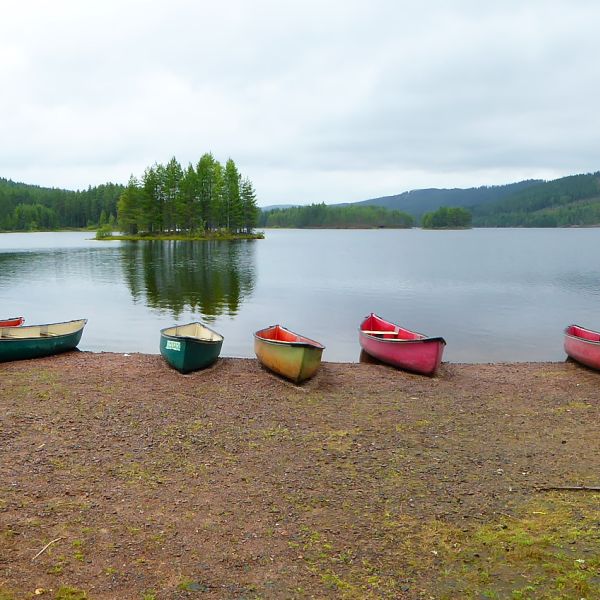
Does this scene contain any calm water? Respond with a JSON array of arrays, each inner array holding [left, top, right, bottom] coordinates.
[[1, 229, 599, 363]]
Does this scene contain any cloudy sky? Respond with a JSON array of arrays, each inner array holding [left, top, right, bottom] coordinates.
[[1, 1, 599, 206]]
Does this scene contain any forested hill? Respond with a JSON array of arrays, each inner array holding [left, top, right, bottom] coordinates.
[[471, 172, 600, 227], [343, 171, 600, 226], [0, 178, 123, 230], [351, 180, 542, 219]]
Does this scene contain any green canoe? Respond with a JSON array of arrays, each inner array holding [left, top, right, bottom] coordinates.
[[160, 322, 224, 374], [0, 319, 87, 362]]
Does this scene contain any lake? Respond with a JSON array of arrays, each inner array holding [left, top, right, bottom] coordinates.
[[1, 228, 599, 363]]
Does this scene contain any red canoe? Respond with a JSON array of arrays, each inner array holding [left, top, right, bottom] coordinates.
[[359, 313, 446, 376], [0, 317, 24, 327], [564, 324, 600, 370]]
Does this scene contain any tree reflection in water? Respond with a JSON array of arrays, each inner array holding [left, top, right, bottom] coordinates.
[[120, 239, 257, 319]]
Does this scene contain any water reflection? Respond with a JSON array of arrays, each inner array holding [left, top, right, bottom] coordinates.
[[3, 229, 600, 360], [120, 240, 257, 319], [556, 272, 600, 296]]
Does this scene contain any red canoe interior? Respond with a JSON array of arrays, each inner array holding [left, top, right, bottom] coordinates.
[[566, 325, 600, 343], [256, 325, 324, 348], [360, 314, 424, 341]]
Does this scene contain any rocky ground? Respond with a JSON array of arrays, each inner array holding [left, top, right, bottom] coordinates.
[[0, 352, 599, 599]]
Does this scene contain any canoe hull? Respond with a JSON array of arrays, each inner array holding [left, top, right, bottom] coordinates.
[[0, 319, 86, 362], [254, 325, 324, 383], [0, 317, 24, 327], [160, 323, 223, 374], [359, 313, 445, 376], [564, 324, 600, 370]]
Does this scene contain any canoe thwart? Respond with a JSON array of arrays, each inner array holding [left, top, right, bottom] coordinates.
[[361, 330, 398, 335]]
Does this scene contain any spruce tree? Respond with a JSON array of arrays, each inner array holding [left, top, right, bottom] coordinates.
[[223, 159, 242, 232], [240, 177, 259, 233]]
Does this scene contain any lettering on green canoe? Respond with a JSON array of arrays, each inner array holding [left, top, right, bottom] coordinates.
[[166, 340, 181, 351]]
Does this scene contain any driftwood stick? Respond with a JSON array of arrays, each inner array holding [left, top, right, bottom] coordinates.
[[496, 511, 520, 521], [32, 537, 64, 561], [536, 485, 600, 492]]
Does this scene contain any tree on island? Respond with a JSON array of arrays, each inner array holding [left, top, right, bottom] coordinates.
[[116, 154, 259, 236], [421, 206, 472, 229]]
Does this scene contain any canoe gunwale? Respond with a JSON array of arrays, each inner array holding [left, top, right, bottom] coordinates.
[[160, 332, 224, 345], [254, 324, 325, 351], [359, 330, 446, 346], [0, 319, 87, 341], [160, 322, 224, 344], [565, 335, 600, 347], [564, 324, 600, 346], [161, 335, 223, 345], [253, 335, 324, 351]]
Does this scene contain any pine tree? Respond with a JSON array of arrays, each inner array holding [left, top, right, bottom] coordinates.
[[117, 176, 143, 234], [196, 153, 217, 230], [240, 177, 259, 233], [211, 161, 224, 230], [142, 166, 163, 233], [163, 157, 183, 232], [179, 164, 201, 234], [223, 159, 242, 232]]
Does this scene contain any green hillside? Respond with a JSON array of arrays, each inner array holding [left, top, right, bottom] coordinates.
[[350, 180, 542, 219], [345, 172, 600, 227], [471, 172, 600, 227]]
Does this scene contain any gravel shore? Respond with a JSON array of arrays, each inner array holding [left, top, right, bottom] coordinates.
[[1, 352, 598, 599]]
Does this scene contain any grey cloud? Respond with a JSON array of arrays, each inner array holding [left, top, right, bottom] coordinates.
[[1, 1, 599, 202]]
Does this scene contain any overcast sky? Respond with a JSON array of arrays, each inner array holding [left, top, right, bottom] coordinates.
[[1, 1, 599, 206]]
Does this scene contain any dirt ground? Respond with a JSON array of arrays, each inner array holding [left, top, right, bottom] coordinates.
[[0, 352, 599, 600]]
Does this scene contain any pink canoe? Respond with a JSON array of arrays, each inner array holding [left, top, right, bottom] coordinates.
[[564, 324, 600, 371], [359, 313, 446, 376], [0, 316, 24, 327]]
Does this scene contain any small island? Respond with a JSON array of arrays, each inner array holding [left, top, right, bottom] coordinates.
[[421, 206, 472, 229], [97, 154, 261, 241]]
